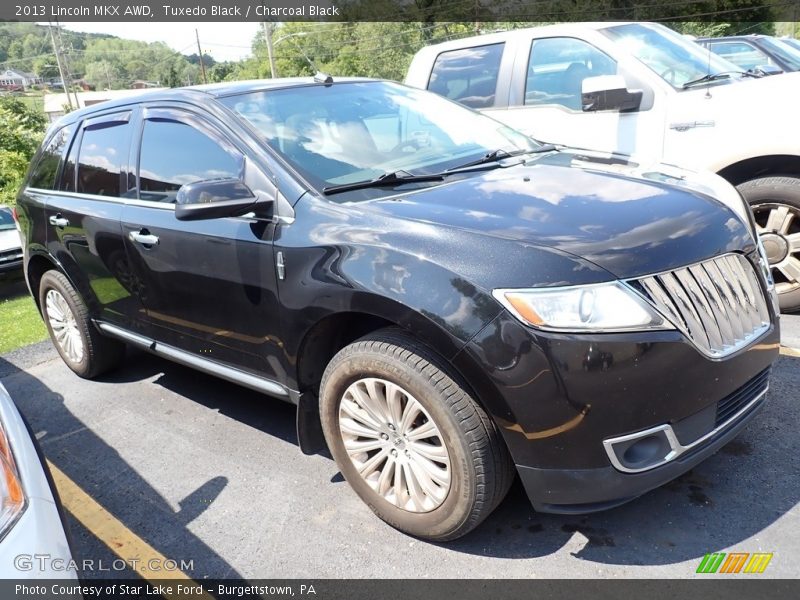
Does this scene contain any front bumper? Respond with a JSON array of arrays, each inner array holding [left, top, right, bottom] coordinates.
[[0, 387, 76, 579], [453, 311, 780, 513], [517, 382, 766, 513]]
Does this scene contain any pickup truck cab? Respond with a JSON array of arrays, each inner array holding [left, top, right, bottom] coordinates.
[[406, 21, 800, 311]]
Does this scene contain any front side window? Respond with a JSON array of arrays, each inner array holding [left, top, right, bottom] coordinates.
[[137, 119, 243, 203], [525, 37, 617, 110], [427, 43, 504, 108], [221, 81, 538, 201], [758, 36, 800, 70], [29, 125, 73, 190], [77, 120, 131, 197], [708, 42, 773, 71]]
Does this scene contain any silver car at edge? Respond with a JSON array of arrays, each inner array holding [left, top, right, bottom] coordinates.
[[0, 382, 76, 579], [0, 206, 23, 280]]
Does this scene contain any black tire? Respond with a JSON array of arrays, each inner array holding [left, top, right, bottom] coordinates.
[[319, 328, 514, 541], [38, 270, 125, 378], [738, 176, 800, 313]]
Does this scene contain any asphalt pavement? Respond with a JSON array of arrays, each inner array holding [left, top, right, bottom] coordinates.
[[0, 315, 798, 579]]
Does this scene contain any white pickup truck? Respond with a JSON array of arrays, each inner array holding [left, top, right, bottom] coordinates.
[[406, 22, 800, 311]]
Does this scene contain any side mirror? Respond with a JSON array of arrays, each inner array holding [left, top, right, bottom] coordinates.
[[175, 179, 269, 221], [753, 64, 782, 76], [581, 75, 643, 113]]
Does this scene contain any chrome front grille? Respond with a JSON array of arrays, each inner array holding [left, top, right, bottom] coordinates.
[[631, 254, 770, 358]]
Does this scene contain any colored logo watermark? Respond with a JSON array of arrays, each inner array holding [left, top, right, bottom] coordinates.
[[696, 552, 773, 574]]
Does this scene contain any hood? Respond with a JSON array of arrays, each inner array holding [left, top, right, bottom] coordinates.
[[0, 229, 21, 253], [362, 152, 756, 280]]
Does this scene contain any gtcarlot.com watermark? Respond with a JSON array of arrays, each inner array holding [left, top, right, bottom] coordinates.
[[14, 553, 194, 573]]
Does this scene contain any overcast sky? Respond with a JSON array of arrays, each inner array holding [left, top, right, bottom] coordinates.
[[58, 22, 261, 62]]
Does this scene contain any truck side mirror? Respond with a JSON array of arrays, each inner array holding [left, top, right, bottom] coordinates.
[[753, 64, 783, 76], [581, 75, 643, 113]]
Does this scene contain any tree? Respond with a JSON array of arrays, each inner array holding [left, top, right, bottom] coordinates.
[[0, 97, 46, 206]]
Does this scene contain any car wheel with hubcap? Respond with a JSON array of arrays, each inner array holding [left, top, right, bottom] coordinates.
[[738, 176, 800, 313], [39, 270, 125, 378], [320, 328, 514, 541]]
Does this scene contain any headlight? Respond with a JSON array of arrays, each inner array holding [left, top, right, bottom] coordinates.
[[492, 282, 674, 332], [0, 419, 25, 539]]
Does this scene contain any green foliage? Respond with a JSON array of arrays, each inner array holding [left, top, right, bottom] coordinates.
[[0, 97, 46, 206], [0, 293, 47, 355]]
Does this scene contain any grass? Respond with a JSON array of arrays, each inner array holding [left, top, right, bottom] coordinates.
[[0, 284, 47, 354]]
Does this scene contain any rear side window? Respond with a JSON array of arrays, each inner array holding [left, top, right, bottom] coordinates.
[[525, 37, 617, 110], [77, 120, 131, 197], [137, 119, 242, 203], [427, 43, 504, 109], [29, 125, 72, 190]]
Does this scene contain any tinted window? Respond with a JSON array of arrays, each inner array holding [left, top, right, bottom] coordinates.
[[138, 119, 242, 203], [427, 43, 504, 108], [29, 125, 72, 189], [77, 120, 131, 197], [60, 129, 80, 192], [526, 38, 617, 110]]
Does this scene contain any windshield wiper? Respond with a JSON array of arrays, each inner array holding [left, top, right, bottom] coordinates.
[[322, 170, 445, 195], [446, 145, 556, 172], [682, 70, 760, 89]]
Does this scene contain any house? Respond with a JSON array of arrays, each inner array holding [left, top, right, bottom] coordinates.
[[0, 69, 43, 89]]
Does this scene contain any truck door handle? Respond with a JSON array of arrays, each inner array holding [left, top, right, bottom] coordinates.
[[128, 230, 160, 246], [48, 214, 69, 228]]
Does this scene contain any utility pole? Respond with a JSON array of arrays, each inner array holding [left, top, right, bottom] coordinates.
[[195, 29, 207, 84], [48, 22, 72, 110], [55, 24, 80, 108], [262, 21, 277, 78]]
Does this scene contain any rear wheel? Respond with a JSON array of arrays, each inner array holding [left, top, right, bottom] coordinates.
[[738, 176, 800, 313], [319, 328, 514, 541], [39, 270, 125, 378]]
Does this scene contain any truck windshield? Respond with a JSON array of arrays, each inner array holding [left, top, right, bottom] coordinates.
[[601, 23, 746, 88], [219, 81, 539, 197]]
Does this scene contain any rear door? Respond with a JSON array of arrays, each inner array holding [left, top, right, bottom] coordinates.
[[39, 111, 144, 328], [121, 105, 285, 379]]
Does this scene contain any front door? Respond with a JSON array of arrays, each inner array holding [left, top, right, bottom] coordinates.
[[121, 106, 285, 380]]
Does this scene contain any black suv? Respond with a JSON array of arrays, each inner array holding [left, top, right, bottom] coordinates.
[[16, 77, 780, 540]]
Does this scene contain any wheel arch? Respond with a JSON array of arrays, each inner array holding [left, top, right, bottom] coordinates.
[[717, 154, 800, 186], [292, 299, 509, 456]]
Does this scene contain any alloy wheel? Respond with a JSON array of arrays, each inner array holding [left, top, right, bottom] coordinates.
[[45, 289, 85, 364], [753, 202, 800, 295], [338, 377, 451, 513]]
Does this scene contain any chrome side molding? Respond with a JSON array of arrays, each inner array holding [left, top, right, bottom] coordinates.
[[95, 321, 290, 400]]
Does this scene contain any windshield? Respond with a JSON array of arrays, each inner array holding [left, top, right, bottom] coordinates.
[[601, 23, 746, 88], [782, 37, 800, 52], [0, 208, 14, 231], [760, 36, 800, 70], [220, 81, 538, 198]]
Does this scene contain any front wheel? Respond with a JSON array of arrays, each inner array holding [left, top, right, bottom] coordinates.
[[738, 176, 800, 313], [319, 329, 514, 541]]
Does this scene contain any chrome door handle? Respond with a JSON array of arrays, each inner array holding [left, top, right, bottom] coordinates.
[[128, 231, 160, 246], [48, 215, 69, 227]]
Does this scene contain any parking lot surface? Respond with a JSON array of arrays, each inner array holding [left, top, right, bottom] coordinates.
[[1, 315, 798, 579]]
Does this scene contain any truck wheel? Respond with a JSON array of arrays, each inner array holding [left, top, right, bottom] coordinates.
[[319, 328, 514, 541], [39, 270, 125, 378], [738, 176, 800, 313]]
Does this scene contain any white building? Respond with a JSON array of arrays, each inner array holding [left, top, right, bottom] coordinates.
[[0, 69, 43, 88]]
